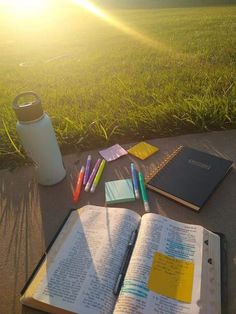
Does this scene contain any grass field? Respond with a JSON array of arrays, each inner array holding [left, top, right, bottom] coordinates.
[[0, 4, 236, 167]]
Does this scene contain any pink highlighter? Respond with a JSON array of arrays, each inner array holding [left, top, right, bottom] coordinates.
[[84, 158, 101, 192]]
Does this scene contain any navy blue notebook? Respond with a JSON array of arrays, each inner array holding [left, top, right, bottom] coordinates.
[[146, 146, 233, 211]]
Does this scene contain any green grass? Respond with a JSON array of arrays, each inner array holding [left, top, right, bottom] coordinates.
[[0, 5, 236, 168]]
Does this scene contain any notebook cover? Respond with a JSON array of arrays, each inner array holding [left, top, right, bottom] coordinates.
[[146, 146, 233, 210], [105, 179, 135, 204]]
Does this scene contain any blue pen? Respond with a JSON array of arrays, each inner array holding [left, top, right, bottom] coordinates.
[[131, 163, 140, 199]]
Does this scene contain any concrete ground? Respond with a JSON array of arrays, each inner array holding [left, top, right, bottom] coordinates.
[[0, 129, 235, 314]]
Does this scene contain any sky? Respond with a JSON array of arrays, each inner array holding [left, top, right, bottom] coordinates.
[[0, 0, 71, 8], [0, 0, 80, 19]]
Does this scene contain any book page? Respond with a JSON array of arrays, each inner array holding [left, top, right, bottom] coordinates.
[[30, 205, 141, 314], [113, 213, 204, 314], [199, 229, 221, 314]]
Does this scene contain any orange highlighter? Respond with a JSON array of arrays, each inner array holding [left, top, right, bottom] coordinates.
[[73, 166, 85, 202]]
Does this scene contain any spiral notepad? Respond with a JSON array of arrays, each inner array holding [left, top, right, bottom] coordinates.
[[146, 146, 233, 211]]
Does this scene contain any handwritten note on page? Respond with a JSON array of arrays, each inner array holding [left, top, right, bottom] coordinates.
[[147, 252, 194, 303]]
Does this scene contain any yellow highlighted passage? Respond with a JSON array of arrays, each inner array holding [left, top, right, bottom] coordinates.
[[147, 252, 194, 303], [128, 142, 158, 160]]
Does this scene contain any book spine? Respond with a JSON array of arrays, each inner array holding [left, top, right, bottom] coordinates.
[[145, 145, 184, 182]]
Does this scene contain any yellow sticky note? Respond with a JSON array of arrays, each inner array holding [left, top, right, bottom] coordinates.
[[147, 252, 194, 303], [128, 142, 159, 160]]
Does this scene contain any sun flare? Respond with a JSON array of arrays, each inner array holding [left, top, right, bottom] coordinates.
[[73, 0, 172, 54]]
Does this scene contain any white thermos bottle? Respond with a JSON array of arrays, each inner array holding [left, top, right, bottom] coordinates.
[[13, 91, 66, 185]]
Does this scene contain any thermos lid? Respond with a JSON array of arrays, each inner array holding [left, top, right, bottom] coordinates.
[[12, 91, 44, 122]]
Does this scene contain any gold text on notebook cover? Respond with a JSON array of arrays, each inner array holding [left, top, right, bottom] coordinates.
[[188, 159, 211, 170]]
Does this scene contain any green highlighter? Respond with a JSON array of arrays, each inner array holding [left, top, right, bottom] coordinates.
[[90, 159, 106, 193], [138, 171, 150, 212]]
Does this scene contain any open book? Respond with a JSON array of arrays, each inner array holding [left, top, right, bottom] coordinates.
[[21, 205, 223, 314]]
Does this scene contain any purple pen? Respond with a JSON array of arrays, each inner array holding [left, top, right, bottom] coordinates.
[[83, 155, 92, 185], [84, 158, 101, 192]]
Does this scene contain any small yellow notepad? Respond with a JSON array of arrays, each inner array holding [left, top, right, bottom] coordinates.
[[147, 252, 194, 303], [128, 142, 159, 160]]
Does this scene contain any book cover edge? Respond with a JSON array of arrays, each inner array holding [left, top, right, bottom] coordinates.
[[20, 208, 77, 296]]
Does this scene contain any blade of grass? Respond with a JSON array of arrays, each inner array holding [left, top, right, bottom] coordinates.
[[2, 119, 25, 159]]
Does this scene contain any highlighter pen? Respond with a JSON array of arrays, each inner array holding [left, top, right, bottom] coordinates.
[[83, 155, 92, 185], [138, 171, 150, 212], [73, 166, 85, 202], [85, 158, 101, 192], [90, 159, 106, 193], [131, 163, 140, 199]]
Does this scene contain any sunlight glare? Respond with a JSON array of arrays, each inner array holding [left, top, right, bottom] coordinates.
[[0, 0, 47, 16], [73, 0, 173, 54]]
